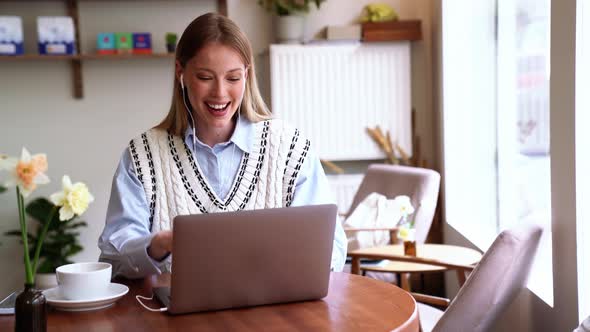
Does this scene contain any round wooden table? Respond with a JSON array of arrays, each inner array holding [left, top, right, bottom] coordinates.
[[0, 272, 419, 331], [349, 244, 483, 291]]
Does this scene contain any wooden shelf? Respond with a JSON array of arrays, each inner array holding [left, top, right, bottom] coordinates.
[[362, 20, 422, 42], [0, 53, 174, 61], [0, 55, 79, 61], [0, 0, 227, 98], [81, 53, 174, 60]]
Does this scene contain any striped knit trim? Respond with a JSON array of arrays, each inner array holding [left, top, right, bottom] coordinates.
[[284, 138, 310, 207], [239, 120, 269, 209], [283, 128, 299, 175], [141, 134, 157, 231], [224, 153, 250, 204], [169, 120, 270, 212], [167, 133, 208, 214], [179, 137, 224, 210], [130, 134, 159, 231]]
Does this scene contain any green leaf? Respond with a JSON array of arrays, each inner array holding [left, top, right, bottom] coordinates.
[[4, 230, 25, 237], [64, 221, 87, 230], [25, 198, 61, 229], [36, 259, 56, 273], [0, 185, 6, 194], [13, 197, 88, 271], [65, 244, 83, 257]]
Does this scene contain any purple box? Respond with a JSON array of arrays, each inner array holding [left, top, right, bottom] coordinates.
[[132, 33, 151, 54]]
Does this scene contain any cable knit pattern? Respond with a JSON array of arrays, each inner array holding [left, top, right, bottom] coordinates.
[[129, 119, 310, 271]]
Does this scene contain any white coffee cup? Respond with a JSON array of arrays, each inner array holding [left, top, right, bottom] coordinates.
[[56, 262, 112, 301]]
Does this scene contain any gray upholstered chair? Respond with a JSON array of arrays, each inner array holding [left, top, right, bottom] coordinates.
[[343, 164, 441, 282], [415, 224, 543, 332]]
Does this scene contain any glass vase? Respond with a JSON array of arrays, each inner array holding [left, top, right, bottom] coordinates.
[[403, 240, 417, 257], [15, 283, 47, 332]]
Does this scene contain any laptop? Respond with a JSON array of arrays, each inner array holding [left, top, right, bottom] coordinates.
[[154, 204, 337, 314]]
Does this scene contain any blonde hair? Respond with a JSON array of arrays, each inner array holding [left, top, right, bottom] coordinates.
[[156, 13, 271, 136]]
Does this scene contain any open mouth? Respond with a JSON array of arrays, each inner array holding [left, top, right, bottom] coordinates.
[[205, 102, 230, 113]]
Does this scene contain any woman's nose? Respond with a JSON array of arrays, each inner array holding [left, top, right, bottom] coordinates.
[[212, 79, 226, 97]]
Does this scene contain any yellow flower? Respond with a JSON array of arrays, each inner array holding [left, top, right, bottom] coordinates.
[[50, 175, 94, 221], [398, 225, 416, 242], [2, 148, 50, 197]]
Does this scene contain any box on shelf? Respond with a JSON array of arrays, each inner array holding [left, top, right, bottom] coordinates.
[[362, 20, 422, 42], [132, 33, 152, 54], [0, 16, 24, 55], [115, 32, 133, 54], [327, 25, 361, 41], [37, 16, 76, 55], [96, 32, 116, 55]]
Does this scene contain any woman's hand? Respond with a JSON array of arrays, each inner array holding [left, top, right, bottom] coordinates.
[[148, 230, 173, 261]]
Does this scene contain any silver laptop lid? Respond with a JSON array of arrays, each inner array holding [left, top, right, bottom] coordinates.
[[169, 204, 337, 314]]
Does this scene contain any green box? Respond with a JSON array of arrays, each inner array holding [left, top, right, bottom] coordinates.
[[115, 32, 133, 51]]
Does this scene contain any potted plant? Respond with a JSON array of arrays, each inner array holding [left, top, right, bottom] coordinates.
[[5, 197, 88, 289], [165, 32, 177, 53], [1, 149, 93, 331], [258, 0, 327, 43]]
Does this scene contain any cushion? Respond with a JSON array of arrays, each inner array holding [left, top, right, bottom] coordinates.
[[417, 302, 444, 332], [343, 192, 403, 251]]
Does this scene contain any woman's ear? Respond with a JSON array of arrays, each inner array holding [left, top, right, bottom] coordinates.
[[175, 60, 183, 83]]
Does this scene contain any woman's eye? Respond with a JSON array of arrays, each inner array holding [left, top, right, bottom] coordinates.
[[197, 76, 213, 80], [227, 77, 241, 82]]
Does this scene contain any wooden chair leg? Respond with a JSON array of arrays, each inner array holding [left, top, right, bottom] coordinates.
[[420, 273, 425, 291], [351, 257, 361, 275], [400, 273, 411, 291], [456, 268, 466, 287]]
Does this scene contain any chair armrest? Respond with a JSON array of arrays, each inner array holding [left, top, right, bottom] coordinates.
[[344, 227, 399, 245], [343, 227, 399, 232], [411, 292, 450, 308], [348, 252, 476, 272]]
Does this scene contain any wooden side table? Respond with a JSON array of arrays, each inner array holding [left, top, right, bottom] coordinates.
[[348, 244, 482, 291]]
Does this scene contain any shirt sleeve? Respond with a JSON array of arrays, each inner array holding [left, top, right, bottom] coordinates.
[[98, 150, 168, 279], [289, 146, 347, 272]]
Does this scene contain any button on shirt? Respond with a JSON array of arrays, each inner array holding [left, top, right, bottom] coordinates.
[[98, 116, 347, 278]]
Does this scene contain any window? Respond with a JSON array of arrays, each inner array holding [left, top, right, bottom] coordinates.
[[497, 0, 553, 305], [442, 0, 498, 249], [442, 0, 553, 305]]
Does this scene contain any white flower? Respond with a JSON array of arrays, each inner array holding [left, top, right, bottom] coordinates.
[[392, 195, 415, 218], [398, 224, 416, 242], [50, 175, 94, 221], [2, 148, 50, 197]]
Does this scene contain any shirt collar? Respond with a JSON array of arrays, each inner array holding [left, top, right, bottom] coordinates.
[[184, 115, 253, 153]]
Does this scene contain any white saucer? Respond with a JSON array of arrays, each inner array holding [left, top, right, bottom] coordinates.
[[43, 282, 129, 312]]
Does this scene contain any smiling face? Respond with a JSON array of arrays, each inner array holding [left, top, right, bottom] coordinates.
[[176, 42, 247, 144]]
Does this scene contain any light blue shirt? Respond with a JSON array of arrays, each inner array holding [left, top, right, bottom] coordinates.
[[98, 116, 347, 278]]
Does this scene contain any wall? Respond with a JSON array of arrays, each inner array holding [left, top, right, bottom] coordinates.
[[0, 0, 215, 296], [0, 0, 437, 298], [229, 0, 437, 170]]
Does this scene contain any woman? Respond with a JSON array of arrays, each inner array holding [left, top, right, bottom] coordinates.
[[98, 13, 346, 278]]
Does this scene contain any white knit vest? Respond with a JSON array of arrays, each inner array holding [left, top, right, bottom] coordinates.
[[129, 119, 310, 235]]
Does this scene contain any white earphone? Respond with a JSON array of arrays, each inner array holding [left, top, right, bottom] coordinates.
[[179, 73, 197, 147]]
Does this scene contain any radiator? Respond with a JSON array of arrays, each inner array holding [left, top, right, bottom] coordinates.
[[270, 43, 412, 161], [327, 174, 364, 215]]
